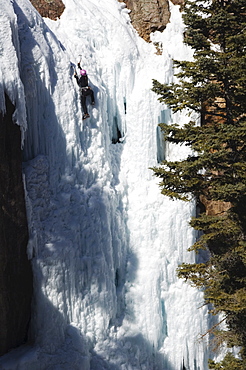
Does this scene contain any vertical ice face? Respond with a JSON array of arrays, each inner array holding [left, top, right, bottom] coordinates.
[[0, 1, 27, 143], [0, 0, 213, 369]]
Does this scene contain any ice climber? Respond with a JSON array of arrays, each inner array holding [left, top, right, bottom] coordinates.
[[74, 63, 95, 120]]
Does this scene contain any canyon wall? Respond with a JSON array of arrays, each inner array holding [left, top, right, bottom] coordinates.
[[0, 95, 33, 355]]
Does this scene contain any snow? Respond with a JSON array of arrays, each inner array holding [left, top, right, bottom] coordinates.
[[0, 0, 215, 369]]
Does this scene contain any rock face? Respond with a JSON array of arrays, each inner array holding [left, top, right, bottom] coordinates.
[[0, 94, 33, 355], [120, 0, 170, 41], [119, 0, 184, 42], [171, 0, 183, 4], [200, 195, 232, 216], [30, 0, 64, 20]]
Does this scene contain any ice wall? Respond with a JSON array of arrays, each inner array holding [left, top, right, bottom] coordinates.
[[0, 1, 27, 142], [0, 0, 213, 369]]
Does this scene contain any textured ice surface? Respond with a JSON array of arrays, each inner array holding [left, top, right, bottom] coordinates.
[[0, 0, 214, 369]]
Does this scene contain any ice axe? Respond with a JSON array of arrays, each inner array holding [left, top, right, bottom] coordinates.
[[78, 55, 83, 68]]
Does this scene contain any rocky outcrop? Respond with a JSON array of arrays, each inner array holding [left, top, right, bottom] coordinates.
[[119, 0, 184, 42], [120, 0, 170, 41], [30, 0, 65, 20], [0, 94, 33, 355], [171, 0, 184, 5], [200, 195, 232, 216]]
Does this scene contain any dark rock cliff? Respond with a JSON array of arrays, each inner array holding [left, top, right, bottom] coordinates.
[[0, 94, 33, 355]]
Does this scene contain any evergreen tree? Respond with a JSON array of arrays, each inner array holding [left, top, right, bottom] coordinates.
[[152, 0, 246, 366]]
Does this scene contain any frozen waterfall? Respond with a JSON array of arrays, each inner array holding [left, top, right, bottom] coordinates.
[[0, 0, 214, 369]]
